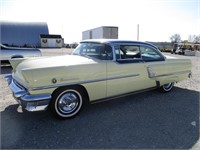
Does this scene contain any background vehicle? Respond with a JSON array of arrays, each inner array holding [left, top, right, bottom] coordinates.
[[0, 44, 41, 65], [171, 42, 200, 55], [171, 43, 184, 54]]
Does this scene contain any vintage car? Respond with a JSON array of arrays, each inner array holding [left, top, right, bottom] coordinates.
[[5, 39, 192, 119]]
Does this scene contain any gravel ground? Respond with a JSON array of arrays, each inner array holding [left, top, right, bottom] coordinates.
[[0, 50, 199, 149]]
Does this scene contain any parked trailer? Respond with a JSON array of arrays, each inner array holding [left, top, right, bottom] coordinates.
[[82, 26, 118, 40]]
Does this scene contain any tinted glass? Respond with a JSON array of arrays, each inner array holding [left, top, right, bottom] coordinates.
[[72, 43, 113, 60], [114, 45, 141, 60], [140, 46, 163, 61]]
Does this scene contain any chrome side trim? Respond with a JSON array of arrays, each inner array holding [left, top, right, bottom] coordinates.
[[147, 67, 156, 78], [147, 69, 191, 78], [31, 74, 140, 90], [107, 74, 140, 81], [153, 70, 191, 78]]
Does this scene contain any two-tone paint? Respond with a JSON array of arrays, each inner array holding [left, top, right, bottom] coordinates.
[[5, 39, 192, 112]]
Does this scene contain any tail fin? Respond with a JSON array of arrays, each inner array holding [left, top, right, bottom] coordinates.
[[9, 58, 27, 70]]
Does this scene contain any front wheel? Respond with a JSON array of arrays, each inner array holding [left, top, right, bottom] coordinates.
[[159, 82, 174, 93], [50, 87, 84, 119]]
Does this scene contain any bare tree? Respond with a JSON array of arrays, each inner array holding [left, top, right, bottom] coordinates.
[[170, 34, 181, 44], [170, 34, 181, 53], [188, 35, 196, 43], [194, 35, 200, 43], [188, 34, 200, 43]]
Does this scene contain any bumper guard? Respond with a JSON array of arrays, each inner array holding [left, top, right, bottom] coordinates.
[[5, 75, 51, 112]]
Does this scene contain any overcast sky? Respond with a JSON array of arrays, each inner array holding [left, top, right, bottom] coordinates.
[[0, 0, 199, 43]]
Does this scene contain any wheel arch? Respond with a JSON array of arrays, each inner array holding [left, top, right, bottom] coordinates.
[[11, 55, 24, 59], [52, 84, 90, 103]]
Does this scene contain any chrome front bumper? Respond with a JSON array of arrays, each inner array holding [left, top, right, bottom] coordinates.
[[5, 75, 51, 112]]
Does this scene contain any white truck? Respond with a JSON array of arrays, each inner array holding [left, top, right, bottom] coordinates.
[[0, 44, 41, 65], [82, 26, 118, 40]]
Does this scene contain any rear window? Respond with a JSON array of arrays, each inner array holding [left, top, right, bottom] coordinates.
[[72, 43, 113, 60]]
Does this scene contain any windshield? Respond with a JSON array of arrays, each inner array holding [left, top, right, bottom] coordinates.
[[72, 42, 113, 60]]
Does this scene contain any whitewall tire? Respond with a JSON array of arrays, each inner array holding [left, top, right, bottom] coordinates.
[[50, 87, 84, 119], [159, 82, 174, 93]]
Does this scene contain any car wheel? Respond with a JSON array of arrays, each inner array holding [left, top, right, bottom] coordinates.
[[50, 87, 84, 119], [159, 82, 174, 93]]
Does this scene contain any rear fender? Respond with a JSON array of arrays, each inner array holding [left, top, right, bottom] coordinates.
[[9, 58, 28, 70]]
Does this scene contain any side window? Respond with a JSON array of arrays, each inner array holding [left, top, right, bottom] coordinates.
[[140, 46, 164, 61], [115, 45, 141, 60], [103, 44, 113, 60], [96, 44, 113, 60]]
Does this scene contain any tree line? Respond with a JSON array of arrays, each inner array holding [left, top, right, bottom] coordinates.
[[170, 34, 200, 50], [170, 34, 200, 44]]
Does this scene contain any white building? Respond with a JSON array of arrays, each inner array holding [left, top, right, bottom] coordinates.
[[40, 34, 63, 48], [82, 26, 118, 40]]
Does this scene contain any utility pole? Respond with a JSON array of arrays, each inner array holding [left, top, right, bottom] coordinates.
[[137, 24, 139, 41]]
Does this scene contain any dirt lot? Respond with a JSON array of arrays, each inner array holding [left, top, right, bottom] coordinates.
[[0, 50, 199, 149]]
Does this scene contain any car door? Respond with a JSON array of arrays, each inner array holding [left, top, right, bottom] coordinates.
[[140, 45, 189, 86], [106, 44, 156, 97], [140, 45, 170, 85]]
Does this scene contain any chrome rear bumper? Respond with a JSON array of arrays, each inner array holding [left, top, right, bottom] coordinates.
[[5, 75, 51, 112]]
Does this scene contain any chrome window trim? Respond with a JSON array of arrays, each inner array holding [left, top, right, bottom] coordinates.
[[111, 42, 165, 62]]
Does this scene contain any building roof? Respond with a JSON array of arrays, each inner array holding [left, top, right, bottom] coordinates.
[[0, 21, 49, 47], [40, 34, 62, 39], [83, 26, 118, 32]]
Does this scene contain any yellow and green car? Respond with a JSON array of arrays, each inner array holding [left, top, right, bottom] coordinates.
[[5, 39, 192, 118]]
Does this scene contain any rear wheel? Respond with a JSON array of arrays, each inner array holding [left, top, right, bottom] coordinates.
[[50, 87, 84, 119], [159, 82, 174, 93]]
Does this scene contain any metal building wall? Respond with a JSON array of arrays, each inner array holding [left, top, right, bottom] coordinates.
[[82, 26, 118, 40], [0, 21, 49, 47]]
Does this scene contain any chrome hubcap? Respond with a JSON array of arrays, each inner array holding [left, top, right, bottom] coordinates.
[[58, 92, 79, 114], [163, 83, 173, 90]]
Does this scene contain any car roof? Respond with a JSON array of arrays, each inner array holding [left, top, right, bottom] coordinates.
[[80, 39, 157, 49]]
